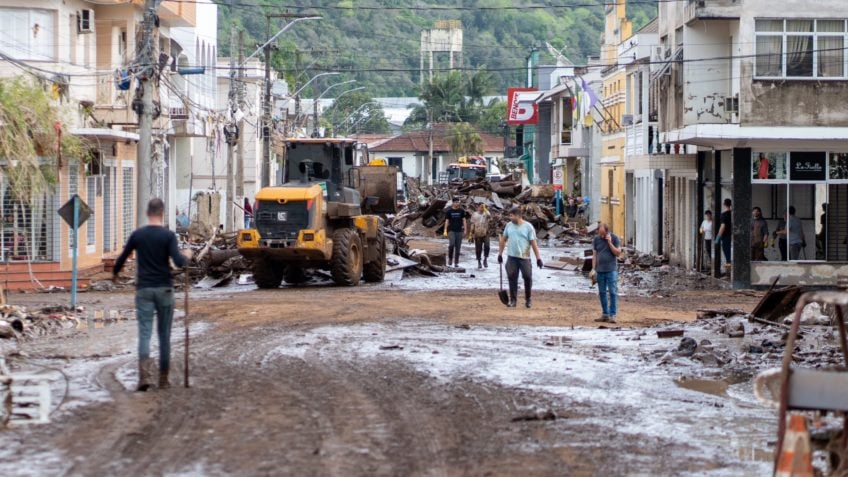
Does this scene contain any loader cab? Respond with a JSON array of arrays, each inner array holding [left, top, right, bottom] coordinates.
[[283, 139, 358, 202]]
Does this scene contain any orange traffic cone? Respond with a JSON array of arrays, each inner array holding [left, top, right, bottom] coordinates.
[[775, 414, 814, 477]]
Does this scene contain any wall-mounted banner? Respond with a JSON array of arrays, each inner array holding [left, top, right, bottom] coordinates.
[[507, 88, 540, 125]]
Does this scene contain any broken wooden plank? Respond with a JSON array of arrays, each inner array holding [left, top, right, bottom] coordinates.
[[657, 329, 685, 338]]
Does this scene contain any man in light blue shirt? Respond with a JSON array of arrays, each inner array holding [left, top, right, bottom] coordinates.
[[498, 207, 543, 308]]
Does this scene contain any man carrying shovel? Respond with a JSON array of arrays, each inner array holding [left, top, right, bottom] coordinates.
[[113, 198, 192, 391], [498, 207, 543, 308]]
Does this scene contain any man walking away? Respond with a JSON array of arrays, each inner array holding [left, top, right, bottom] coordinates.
[[784, 206, 806, 260], [470, 203, 491, 269], [498, 207, 543, 308], [443, 197, 468, 267], [593, 223, 621, 323], [751, 207, 769, 262], [716, 198, 733, 272], [114, 198, 192, 391], [774, 210, 788, 261]]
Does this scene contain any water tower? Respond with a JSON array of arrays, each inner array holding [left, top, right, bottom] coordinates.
[[420, 20, 463, 83]]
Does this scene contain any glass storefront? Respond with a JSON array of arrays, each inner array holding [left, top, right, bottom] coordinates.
[[751, 151, 848, 262]]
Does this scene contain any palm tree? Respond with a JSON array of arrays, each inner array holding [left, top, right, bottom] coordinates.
[[465, 68, 494, 107], [447, 123, 484, 161]]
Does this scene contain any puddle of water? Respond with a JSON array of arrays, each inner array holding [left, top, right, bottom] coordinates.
[[675, 377, 729, 397]]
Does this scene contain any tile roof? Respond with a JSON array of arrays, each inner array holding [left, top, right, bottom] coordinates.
[[371, 124, 507, 154]]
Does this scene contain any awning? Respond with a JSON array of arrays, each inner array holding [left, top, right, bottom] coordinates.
[[70, 128, 139, 142], [537, 83, 572, 103]]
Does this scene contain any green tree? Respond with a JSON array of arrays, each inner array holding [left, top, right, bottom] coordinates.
[[322, 90, 390, 136], [0, 78, 87, 204], [475, 99, 507, 135], [405, 69, 495, 128], [447, 123, 483, 161]]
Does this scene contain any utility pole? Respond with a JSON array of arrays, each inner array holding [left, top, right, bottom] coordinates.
[[312, 98, 319, 137], [427, 108, 434, 186], [236, 29, 245, 210], [225, 24, 237, 232], [135, 0, 161, 227], [261, 16, 272, 188], [261, 13, 317, 188]]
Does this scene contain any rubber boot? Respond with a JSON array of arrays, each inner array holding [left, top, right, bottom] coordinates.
[[478, 259, 482, 269], [483, 257, 488, 268], [158, 368, 170, 389], [136, 358, 154, 392]]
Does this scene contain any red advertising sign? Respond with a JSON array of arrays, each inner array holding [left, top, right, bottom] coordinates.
[[507, 87, 539, 125]]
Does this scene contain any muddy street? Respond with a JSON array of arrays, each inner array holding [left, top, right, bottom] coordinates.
[[0, 285, 775, 477]]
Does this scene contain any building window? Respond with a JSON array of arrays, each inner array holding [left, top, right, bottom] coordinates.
[[560, 97, 573, 145], [387, 157, 403, 168], [755, 19, 847, 79], [0, 8, 55, 61], [751, 151, 848, 263]]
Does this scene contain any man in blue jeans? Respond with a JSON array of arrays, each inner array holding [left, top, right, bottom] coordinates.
[[592, 223, 621, 323], [113, 198, 191, 391]]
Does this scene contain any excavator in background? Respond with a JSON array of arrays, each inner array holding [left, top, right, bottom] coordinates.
[[237, 138, 398, 288]]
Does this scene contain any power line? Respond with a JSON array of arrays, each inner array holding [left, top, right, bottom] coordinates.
[[175, 0, 681, 10]]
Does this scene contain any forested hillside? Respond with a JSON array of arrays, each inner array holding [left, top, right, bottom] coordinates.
[[218, 1, 657, 97]]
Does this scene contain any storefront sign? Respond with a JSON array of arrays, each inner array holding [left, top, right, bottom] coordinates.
[[790, 152, 827, 181], [507, 88, 539, 125]]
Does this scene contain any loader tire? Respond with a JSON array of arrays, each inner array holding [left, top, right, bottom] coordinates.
[[253, 260, 283, 289], [331, 228, 363, 286], [363, 228, 386, 283], [284, 266, 308, 285]]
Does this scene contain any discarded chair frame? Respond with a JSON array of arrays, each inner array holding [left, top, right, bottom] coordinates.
[[775, 291, 848, 474]]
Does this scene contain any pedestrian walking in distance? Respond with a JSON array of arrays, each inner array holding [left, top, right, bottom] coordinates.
[[113, 198, 192, 391], [498, 207, 543, 308], [470, 203, 492, 269], [592, 223, 621, 323], [443, 197, 469, 267], [717, 198, 733, 273]]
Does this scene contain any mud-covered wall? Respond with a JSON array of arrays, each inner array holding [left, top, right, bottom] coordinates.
[[741, 62, 848, 127]]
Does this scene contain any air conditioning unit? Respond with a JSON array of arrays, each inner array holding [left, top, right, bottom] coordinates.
[[78, 9, 94, 34], [622, 114, 634, 126]]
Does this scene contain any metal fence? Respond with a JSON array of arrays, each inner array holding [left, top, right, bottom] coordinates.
[[122, 167, 134, 243], [0, 180, 59, 263]]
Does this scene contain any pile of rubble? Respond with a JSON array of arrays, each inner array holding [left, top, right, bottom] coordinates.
[[0, 305, 84, 340], [392, 177, 587, 245]]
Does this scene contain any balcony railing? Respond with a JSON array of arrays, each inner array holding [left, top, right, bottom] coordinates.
[[624, 122, 659, 156]]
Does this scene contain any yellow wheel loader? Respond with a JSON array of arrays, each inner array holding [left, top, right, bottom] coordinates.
[[237, 138, 398, 288]]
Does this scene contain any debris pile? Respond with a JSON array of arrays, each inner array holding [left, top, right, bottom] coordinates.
[[0, 305, 83, 340], [392, 177, 587, 245], [177, 231, 250, 289], [619, 257, 730, 295]]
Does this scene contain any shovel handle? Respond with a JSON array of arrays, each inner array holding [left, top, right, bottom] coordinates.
[[184, 268, 190, 388]]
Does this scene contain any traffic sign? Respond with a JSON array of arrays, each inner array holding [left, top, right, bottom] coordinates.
[[58, 195, 91, 229]]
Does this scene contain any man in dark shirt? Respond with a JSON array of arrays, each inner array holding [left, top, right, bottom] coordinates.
[[716, 198, 733, 269], [443, 198, 468, 267], [114, 198, 191, 391]]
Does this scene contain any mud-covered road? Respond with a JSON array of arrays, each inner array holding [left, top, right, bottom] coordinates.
[[1, 286, 773, 476]]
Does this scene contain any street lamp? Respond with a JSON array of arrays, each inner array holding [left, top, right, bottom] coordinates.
[[328, 87, 366, 137], [312, 80, 356, 137], [243, 16, 321, 67], [292, 72, 340, 98], [335, 100, 377, 137]]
